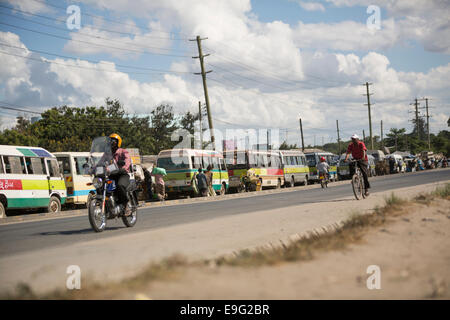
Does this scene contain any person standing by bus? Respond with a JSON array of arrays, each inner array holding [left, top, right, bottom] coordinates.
[[196, 168, 208, 197]]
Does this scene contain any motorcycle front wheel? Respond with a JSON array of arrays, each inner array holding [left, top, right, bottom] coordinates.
[[88, 199, 106, 232], [122, 203, 137, 228]]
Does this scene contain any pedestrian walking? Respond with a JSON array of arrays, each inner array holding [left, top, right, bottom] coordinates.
[[196, 168, 208, 197]]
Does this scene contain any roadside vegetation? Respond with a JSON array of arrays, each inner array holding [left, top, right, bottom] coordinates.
[[2, 183, 449, 299]]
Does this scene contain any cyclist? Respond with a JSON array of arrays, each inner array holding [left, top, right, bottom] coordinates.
[[316, 156, 330, 182], [344, 134, 370, 196]]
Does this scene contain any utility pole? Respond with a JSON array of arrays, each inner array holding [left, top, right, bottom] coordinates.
[[363, 82, 374, 150], [191, 35, 215, 150], [336, 120, 341, 155], [299, 118, 305, 152], [413, 98, 420, 140], [267, 129, 271, 150], [363, 130, 366, 143], [380, 120, 383, 150], [424, 98, 431, 149], [198, 101, 203, 150], [415, 97, 432, 149]]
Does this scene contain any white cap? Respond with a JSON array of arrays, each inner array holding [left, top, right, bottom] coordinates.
[[351, 134, 359, 140]]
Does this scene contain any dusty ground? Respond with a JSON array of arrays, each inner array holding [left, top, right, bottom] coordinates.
[[119, 198, 450, 300], [1, 181, 449, 298]]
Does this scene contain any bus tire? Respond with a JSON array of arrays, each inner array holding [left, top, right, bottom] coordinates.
[[47, 196, 61, 213], [220, 183, 226, 196], [302, 176, 308, 186], [0, 201, 5, 219]]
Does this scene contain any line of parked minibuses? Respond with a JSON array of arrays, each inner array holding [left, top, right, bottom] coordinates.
[[156, 148, 340, 198], [0, 144, 339, 218]]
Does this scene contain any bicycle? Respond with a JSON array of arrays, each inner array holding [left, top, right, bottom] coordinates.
[[348, 159, 367, 200]]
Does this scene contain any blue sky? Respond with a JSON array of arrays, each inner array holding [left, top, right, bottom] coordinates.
[[0, 0, 449, 146]]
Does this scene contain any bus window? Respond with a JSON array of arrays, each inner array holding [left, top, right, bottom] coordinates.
[[225, 152, 248, 170], [192, 156, 202, 169], [4, 156, 23, 174], [20, 157, 27, 174], [25, 157, 34, 174], [211, 156, 220, 169], [306, 154, 316, 167], [75, 157, 89, 175], [47, 159, 61, 177], [258, 154, 268, 168], [220, 158, 227, 171], [58, 157, 71, 175], [247, 153, 256, 167], [291, 156, 298, 165], [29, 158, 44, 175], [275, 155, 282, 168], [299, 156, 305, 166], [157, 157, 190, 170], [0, 157, 3, 174], [202, 156, 210, 169]]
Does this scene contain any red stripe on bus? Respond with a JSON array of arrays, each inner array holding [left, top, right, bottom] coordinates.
[[266, 168, 283, 175], [0, 179, 23, 190]]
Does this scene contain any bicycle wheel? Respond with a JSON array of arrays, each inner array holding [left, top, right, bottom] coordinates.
[[351, 174, 363, 200]]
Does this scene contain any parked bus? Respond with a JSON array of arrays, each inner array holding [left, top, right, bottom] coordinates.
[[278, 150, 309, 187], [54, 152, 96, 206], [0, 145, 67, 218], [157, 149, 229, 197], [304, 151, 338, 184], [224, 149, 284, 192]]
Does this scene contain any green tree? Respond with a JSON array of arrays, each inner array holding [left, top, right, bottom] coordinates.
[[279, 141, 298, 150], [149, 104, 179, 153]]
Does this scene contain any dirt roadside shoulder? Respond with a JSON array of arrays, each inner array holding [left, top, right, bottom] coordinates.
[[1, 181, 449, 298], [137, 191, 450, 300], [33, 183, 450, 299]]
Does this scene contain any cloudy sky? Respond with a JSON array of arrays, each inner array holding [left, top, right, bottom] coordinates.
[[0, 0, 449, 147]]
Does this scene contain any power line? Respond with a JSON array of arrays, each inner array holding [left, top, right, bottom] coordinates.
[[0, 42, 193, 75], [0, 104, 42, 115], [0, 49, 198, 78], [205, 42, 359, 87], [0, 22, 191, 58], [0, 10, 193, 55], [0, 3, 190, 41], [27, 0, 191, 39]]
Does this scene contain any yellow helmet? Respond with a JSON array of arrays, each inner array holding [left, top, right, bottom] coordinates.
[[109, 133, 122, 148]]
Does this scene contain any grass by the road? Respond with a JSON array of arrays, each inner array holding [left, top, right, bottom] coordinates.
[[3, 183, 449, 299]]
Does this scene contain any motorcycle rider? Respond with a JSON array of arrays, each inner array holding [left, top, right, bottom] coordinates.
[[101, 133, 132, 216], [316, 156, 330, 181]]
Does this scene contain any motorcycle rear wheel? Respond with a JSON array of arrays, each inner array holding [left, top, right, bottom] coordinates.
[[88, 199, 106, 232]]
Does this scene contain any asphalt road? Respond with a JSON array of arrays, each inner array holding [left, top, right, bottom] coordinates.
[[1, 168, 449, 257]]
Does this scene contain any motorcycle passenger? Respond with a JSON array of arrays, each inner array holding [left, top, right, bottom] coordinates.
[[107, 133, 132, 215], [344, 134, 371, 196], [316, 156, 330, 181]]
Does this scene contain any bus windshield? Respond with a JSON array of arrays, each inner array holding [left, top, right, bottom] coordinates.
[[157, 157, 190, 170], [306, 154, 317, 167]]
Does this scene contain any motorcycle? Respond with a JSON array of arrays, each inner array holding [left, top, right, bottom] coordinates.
[[319, 172, 329, 188], [86, 136, 138, 232]]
